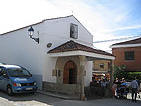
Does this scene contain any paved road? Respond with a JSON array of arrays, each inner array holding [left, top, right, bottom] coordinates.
[[0, 91, 141, 106]]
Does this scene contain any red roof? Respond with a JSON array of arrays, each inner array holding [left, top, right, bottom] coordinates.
[[48, 40, 113, 56], [112, 37, 141, 46]]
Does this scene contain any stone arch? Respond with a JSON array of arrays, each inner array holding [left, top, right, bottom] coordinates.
[[63, 60, 77, 84], [55, 56, 80, 84]]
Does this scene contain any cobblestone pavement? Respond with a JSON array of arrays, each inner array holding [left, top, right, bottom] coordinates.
[[0, 91, 140, 106]]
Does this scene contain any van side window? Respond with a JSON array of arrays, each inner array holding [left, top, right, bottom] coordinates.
[[0, 67, 3, 76], [0, 67, 7, 76]]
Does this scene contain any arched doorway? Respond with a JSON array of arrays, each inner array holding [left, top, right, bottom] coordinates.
[[63, 60, 77, 84]]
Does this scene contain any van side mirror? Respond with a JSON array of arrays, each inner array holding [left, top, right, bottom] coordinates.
[[3, 73, 9, 78]]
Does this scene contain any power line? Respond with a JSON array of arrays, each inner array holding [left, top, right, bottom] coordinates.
[[93, 35, 141, 43]]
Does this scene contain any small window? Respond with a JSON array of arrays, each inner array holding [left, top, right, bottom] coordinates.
[[125, 51, 134, 60], [99, 64, 104, 69], [70, 23, 78, 39]]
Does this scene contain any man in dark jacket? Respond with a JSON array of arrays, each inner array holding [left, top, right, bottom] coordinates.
[[130, 78, 139, 102]]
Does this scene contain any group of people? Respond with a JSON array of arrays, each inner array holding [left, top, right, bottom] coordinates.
[[90, 77, 110, 97], [112, 77, 140, 102], [91, 77, 109, 88]]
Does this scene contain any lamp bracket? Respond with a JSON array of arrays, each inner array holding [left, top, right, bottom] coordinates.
[[30, 36, 39, 44]]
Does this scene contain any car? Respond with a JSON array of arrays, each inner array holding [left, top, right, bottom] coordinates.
[[0, 64, 37, 95]]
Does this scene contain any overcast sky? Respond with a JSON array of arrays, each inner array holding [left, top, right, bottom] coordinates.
[[0, 0, 141, 51]]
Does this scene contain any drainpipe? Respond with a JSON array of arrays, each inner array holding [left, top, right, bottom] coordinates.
[[79, 56, 86, 100]]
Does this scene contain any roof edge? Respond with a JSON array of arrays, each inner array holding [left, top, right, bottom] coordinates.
[[111, 43, 141, 48], [0, 21, 43, 36], [42, 15, 73, 22], [48, 40, 114, 57], [48, 50, 115, 60], [0, 15, 73, 36], [71, 15, 93, 37], [111, 37, 141, 46]]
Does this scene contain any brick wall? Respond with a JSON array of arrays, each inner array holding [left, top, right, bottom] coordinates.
[[112, 46, 141, 72]]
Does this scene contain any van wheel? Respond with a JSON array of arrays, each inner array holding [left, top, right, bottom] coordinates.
[[7, 86, 13, 96]]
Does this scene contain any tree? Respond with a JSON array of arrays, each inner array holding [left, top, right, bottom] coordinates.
[[113, 65, 128, 80]]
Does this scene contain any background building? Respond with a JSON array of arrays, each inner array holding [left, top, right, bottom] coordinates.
[[93, 60, 111, 80], [111, 37, 141, 72]]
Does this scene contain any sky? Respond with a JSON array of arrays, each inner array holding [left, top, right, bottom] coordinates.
[[0, 0, 141, 52]]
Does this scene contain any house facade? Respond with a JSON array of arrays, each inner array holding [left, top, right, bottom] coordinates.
[[93, 60, 111, 80], [93, 60, 110, 72], [0, 15, 114, 99], [111, 37, 141, 72]]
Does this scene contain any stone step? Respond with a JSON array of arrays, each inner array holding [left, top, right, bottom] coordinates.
[[37, 90, 80, 100]]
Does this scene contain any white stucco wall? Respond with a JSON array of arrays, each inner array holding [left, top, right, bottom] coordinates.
[[0, 15, 94, 88], [0, 24, 43, 89], [40, 16, 93, 50]]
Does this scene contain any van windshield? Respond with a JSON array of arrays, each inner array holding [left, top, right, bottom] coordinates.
[[7, 67, 31, 77]]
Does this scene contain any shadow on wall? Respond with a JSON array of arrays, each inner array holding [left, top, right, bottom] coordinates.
[[32, 74, 42, 90]]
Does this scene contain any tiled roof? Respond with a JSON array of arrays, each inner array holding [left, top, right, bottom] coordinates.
[[48, 40, 113, 56], [112, 37, 141, 46]]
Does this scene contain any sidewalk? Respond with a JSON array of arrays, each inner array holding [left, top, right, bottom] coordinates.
[[37, 90, 80, 100], [0, 97, 15, 106], [127, 92, 141, 101]]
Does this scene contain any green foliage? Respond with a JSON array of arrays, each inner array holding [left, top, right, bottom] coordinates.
[[114, 65, 141, 81], [127, 72, 141, 81], [113, 65, 127, 79]]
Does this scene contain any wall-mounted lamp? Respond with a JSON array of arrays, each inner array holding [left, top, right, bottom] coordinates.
[[28, 26, 39, 44]]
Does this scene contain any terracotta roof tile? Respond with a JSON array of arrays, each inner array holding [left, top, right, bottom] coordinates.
[[112, 37, 141, 46], [48, 40, 113, 56]]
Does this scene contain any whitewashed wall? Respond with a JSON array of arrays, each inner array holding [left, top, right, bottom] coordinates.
[[0, 16, 93, 88], [0, 23, 44, 89]]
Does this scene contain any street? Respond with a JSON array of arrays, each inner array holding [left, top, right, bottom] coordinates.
[[0, 91, 141, 106]]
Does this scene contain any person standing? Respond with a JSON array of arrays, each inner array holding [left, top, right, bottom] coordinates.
[[130, 78, 139, 102], [101, 79, 107, 96], [112, 81, 117, 98]]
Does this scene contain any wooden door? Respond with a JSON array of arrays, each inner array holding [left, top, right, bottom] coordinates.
[[63, 61, 77, 84]]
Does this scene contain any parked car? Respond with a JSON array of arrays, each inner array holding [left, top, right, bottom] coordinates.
[[0, 64, 37, 95]]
